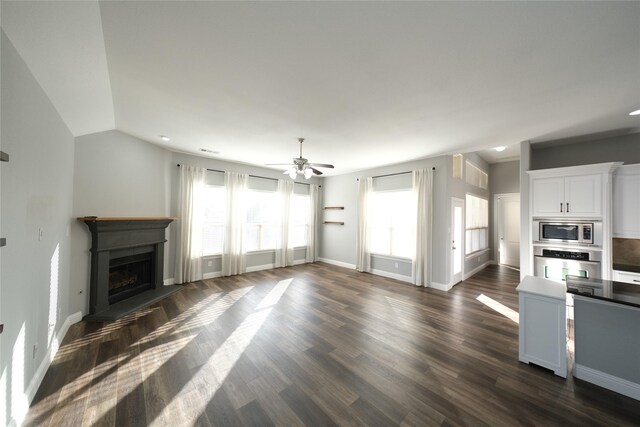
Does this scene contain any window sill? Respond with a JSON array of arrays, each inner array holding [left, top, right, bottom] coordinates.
[[465, 248, 491, 260], [202, 247, 307, 258], [370, 253, 413, 263]]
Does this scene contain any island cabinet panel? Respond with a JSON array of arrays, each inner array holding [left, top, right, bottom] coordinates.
[[573, 297, 640, 400], [516, 276, 567, 378]]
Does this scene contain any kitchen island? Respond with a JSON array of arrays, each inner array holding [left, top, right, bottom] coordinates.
[[567, 277, 640, 400]]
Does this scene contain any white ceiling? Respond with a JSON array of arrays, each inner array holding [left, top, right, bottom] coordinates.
[[2, 1, 639, 174]]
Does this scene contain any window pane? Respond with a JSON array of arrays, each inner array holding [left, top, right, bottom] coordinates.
[[261, 225, 278, 250], [203, 186, 226, 255], [291, 224, 307, 248], [367, 190, 415, 258], [245, 225, 260, 252], [202, 224, 224, 255], [465, 194, 488, 255]]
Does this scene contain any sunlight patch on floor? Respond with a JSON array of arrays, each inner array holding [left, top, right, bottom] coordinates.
[[84, 286, 253, 423], [150, 278, 293, 426], [476, 294, 519, 324]]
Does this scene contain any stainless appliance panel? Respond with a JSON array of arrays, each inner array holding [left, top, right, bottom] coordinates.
[[533, 220, 602, 246], [534, 256, 601, 283]]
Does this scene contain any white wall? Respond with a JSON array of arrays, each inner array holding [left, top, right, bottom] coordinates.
[[319, 155, 450, 285], [1, 31, 76, 426], [489, 160, 520, 262], [70, 129, 172, 316], [531, 133, 640, 170]]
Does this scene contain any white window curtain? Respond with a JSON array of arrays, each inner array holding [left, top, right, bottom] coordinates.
[[222, 171, 248, 276], [413, 168, 433, 287], [275, 179, 295, 267], [175, 165, 207, 284], [356, 177, 373, 272], [306, 184, 319, 263]]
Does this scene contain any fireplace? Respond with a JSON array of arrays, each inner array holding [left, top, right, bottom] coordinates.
[[109, 252, 154, 304], [79, 217, 181, 321]]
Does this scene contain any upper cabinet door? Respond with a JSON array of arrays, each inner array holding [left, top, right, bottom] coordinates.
[[564, 174, 602, 218], [532, 177, 564, 217], [613, 166, 640, 238]]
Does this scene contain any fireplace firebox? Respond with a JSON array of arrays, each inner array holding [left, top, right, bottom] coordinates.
[[79, 217, 181, 321]]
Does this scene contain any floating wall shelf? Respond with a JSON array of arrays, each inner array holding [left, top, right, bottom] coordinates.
[[323, 221, 344, 225], [323, 206, 344, 210]]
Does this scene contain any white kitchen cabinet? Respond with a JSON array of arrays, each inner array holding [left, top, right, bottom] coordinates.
[[613, 270, 640, 285], [517, 276, 567, 378], [613, 165, 640, 238], [531, 174, 601, 218]]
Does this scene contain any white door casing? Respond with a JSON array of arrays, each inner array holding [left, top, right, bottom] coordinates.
[[451, 198, 464, 285]]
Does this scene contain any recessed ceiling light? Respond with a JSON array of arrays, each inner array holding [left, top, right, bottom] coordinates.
[[494, 146, 506, 152], [160, 135, 171, 141], [630, 109, 640, 116], [200, 148, 220, 154]]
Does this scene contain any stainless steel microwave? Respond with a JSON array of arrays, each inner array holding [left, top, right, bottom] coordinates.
[[533, 220, 601, 246]]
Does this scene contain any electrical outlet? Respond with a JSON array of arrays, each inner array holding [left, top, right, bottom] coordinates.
[[394, 262, 399, 269], [477, 256, 481, 262]]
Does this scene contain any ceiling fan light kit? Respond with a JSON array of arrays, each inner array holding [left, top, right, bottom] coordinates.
[[267, 138, 335, 180]]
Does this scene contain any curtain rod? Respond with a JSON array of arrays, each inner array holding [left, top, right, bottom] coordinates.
[[356, 167, 436, 181], [176, 164, 320, 187]]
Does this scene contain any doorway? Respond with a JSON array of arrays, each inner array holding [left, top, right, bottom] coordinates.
[[495, 193, 520, 269], [451, 198, 464, 285]]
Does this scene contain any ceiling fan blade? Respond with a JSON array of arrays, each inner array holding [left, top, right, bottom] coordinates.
[[307, 163, 334, 169], [310, 167, 323, 175], [265, 163, 295, 166]]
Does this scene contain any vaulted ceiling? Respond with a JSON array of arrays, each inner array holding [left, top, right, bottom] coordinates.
[[2, 1, 639, 173]]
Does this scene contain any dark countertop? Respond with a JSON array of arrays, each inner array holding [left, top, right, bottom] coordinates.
[[613, 263, 640, 274], [566, 276, 640, 309]]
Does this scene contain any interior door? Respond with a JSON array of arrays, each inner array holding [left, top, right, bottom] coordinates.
[[451, 198, 464, 285], [497, 194, 520, 268]]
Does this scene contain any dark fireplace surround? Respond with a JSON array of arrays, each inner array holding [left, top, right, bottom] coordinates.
[[79, 217, 181, 321]]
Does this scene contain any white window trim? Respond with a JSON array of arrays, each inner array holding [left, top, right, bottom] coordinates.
[[465, 247, 491, 260]]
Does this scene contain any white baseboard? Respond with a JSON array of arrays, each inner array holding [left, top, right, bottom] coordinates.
[[317, 257, 356, 270], [203, 271, 222, 279], [163, 278, 175, 286], [370, 268, 413, 284], [17, 311, 83, 425], [574, 364, 640, 400], [246, 263, 276, 273], [463, 260, 492, 280], [293, 259, 307, 266], [430, 282, 453, 291]]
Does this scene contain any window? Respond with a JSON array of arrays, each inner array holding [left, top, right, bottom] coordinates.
[[465, 194, 488, 255], [245, 190, 280, 251], [466, 161, 488, 189], [368, 190, 415, 259], [290, 194, 310, 248], [202, 186, 226, 255], [453, 154, 463, 180]]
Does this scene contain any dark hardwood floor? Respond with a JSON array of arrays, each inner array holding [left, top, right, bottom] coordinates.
[[26, 263, 640, 426]]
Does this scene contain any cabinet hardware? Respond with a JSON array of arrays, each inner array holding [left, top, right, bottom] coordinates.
[[0, 238, 5, 247], [560, 203, 563, 213], [566, 203, 570, 213], [0, 324, 4, 334]]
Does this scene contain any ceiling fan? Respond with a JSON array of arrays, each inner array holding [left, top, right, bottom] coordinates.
[[266, 138, 334, 179]]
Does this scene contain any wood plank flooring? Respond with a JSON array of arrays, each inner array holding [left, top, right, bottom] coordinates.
[[26, 263, 640, 426]]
